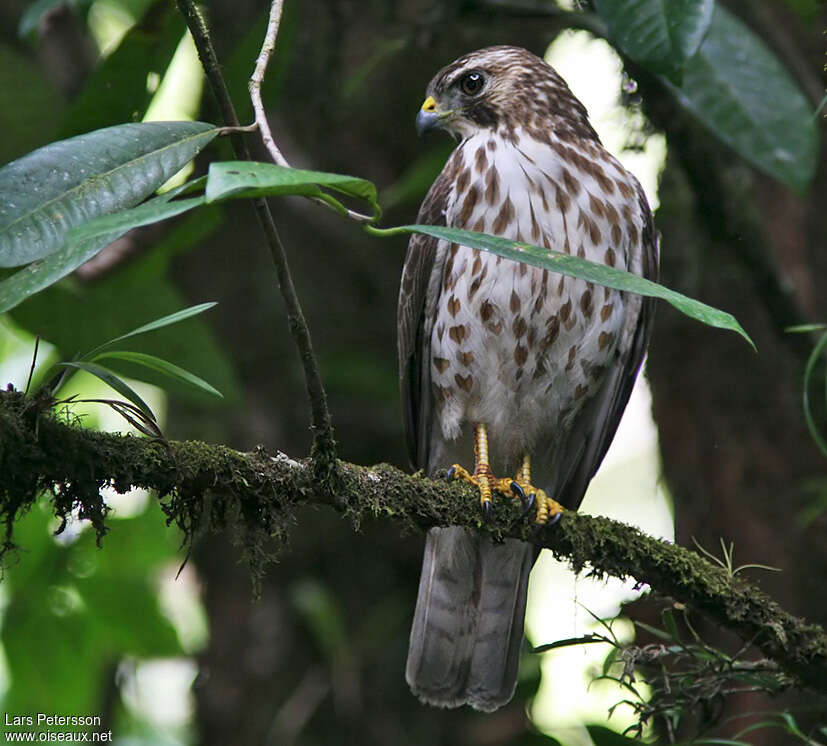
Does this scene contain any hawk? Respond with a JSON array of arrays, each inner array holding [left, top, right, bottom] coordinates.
[[398, 46, 657, 712]]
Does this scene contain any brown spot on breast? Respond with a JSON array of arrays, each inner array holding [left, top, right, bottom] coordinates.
[[472, 254, 482, 275], [532, 356, 547, 380], [588, 192, 606, 218], [436, 324, 445, 342], [605, 202, 619, 225], [447, 296, 461, 317], [432, 383, 448, 405], [518, 262, 527, 277], [510, 290, 521, 313], [480, 300, 494, 322], [493, 195, 515, 234], [611, 224, 622, 246], [557, 276, 565, 295], [588, 219, 601, 245], [555, 185, 571, 213], [562, 168, 579, 196], [560, 298, 571, 323], [485, 168, 500, 206], [542, 316, 560, 349], [487, 139, 497, 150], [489, 320, 503, 335], [433, 357, 450, 373], [455, 373, 473, 392], [580, 289, 593, 317], [514, 344, 528, 366], [616, 179, 633, 199], [598, 331, 614, 350], [600, 302, 613, 321], [468, 275, 482, 300], [449, 324, 467, 344], [459, 185, 480, 224], [472, 217, 486, 232], [527, 324, 537, 347], [458, 350, 474, 366], [475, 146, 487, 174], [512, 316, 527, 338], [590, 364, 606, 381], [605, 248, 616, 267], [627, 224, 639, 245], [565, 344, 577, 371], [456, 168, 470, 194]]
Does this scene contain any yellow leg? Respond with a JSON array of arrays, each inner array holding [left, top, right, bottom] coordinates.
[[449, 424, 495, 511]]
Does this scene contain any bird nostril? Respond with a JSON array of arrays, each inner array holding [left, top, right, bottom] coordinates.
[[422, 96, 437, 113]]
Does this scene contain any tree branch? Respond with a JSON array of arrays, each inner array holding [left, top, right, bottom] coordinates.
[[2, 387, 826, 696], [174, 0, 338, 484]]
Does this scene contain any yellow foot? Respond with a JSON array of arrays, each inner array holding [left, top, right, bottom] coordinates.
[[447, 466, 563, 525], [508, 481, 564, 525]]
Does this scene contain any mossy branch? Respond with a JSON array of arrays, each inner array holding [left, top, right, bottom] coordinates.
[[2, 386, 826, 695]]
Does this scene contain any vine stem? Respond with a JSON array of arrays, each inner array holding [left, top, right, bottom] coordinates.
[[175, 0, 337, 478]]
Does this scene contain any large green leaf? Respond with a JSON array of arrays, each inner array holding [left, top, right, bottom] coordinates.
[[0, 181, 207, 314], [92, 350, 223, 398], [663, 5, 817, 192], [206, 161, 381, 220], [594, 0, 713, 78], [0, 120, 218, 268], [375, 224, 753, 347]]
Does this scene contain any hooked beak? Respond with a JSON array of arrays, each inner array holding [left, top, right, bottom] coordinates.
[[416, 95, 444, 137]]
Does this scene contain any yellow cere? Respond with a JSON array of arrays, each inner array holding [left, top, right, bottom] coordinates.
[[421, 96, 437, 112]]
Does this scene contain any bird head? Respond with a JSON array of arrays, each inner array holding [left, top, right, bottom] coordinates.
[[415, 46, 596, 144]]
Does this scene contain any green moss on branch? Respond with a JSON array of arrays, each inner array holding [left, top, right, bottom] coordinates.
[[1, 386, 826, 693]]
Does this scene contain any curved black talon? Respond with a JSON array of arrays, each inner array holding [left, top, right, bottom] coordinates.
[[481, 500, 493, 522], [510, 481, 536, 519], [446, 466, 456, 481]]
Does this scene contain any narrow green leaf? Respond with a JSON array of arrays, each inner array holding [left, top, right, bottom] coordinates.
[[662, 5, 817, 192], [594, 0, 714, 78], [92, 350, 222, 398], [206, 161, 381, 220], [83, 301, 217, 358], [68, 195, 206, 243], [57, 361, 156, 422], [802, 331, 827, 459], [0, 121, 218, 267], [384, 224, 754, 348]]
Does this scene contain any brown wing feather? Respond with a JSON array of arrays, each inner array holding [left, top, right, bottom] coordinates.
[[556, 184, 659, 510], [398, 171, 452, 469]]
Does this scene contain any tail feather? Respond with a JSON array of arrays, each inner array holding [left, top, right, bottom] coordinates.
[[406, 526, 534, 711]]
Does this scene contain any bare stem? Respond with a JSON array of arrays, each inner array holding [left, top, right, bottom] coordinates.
[[247, 0, 374, 225], [249, 0, 289, 167], [175, 0, 337, 479]]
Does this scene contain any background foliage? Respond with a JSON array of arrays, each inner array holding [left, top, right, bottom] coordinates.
[[0, 0, 824, 744]]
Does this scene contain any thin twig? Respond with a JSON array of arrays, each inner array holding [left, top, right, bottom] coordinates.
[[247, 0, 375, 225], [175, 0, 338, 479], [249, 0, 289, 167]]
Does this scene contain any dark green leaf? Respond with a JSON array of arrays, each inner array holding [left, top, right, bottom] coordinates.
[[384, 224, 754, 347], [206, 161, 381, 220], [0, 44, 61, 165], [58, 9, 186, 138], [92, 350, 222, 398], [57, 361, 156, 421], [586, 725, 643, 745], [662, 5, 817, 192], [594, 0, 713, 78], [0, 181, 208, 314], [0, 120, 218, 267], [68, 195, 206, 243]]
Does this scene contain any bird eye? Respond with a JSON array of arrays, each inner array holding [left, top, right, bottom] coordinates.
[[460, 72, 484, 96]]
